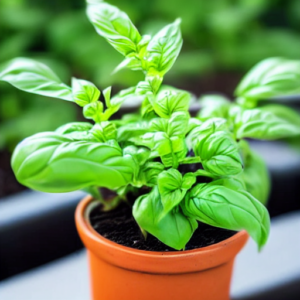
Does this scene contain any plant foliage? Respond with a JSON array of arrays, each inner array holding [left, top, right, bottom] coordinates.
[[1, 1, 300, 250]]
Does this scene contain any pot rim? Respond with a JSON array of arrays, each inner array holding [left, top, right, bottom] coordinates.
[[75, 196, 249, 274]]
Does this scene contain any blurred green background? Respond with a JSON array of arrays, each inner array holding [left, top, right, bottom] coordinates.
[[1, 0, 300, 191]]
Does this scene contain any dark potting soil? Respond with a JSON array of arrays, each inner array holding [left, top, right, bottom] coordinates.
[[0, 150, 26, 198], [90, 201, 237, 252]]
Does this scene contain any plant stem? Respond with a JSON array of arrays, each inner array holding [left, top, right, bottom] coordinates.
[[86, 186, 106, 206]]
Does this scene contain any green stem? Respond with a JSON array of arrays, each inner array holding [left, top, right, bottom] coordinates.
[[87, 186, 106, 205]]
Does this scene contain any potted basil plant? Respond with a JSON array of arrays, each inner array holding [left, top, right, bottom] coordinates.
[[1, 1, 300, 299]]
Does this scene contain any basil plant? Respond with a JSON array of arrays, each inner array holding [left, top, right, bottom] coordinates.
[[1, 0, 300, 250]]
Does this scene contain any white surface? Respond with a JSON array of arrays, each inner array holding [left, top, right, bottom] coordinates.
[[0, 212, 300, 300]]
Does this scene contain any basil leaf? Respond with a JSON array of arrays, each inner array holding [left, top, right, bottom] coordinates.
[[183, 182, 270, 248], [153, 89, 190, 118], [145, 19, 182, 76], [72, 78, 100, 107], [11, 132, 137, 192], [83, 101, 103, 122], [118, 121, 149, 142], [91, 121, 117, 142], [193, 130, 243, 176], [0, 58, 72, 101], [158, 169, 196, 214], [259, 104, 300, 127], [56, 122, 97, 142], [242, 150, 270, 205], [150, 112, 189, 137], [102, 87, 136, 121], [235, 57, 300, 101], [56, 122, 93, 134], [230, 106, 300, 140], [137, 162, 165, 187], [198, 94, 231, 120], [187, 118, 228, 147], [168, 112, 189, 136], [133, 187, 198, 250], [86, 1, 141, 57], [123, 145, 150, 166]]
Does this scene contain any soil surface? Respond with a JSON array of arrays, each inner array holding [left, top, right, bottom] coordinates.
[[90, 201, 236, 252], [0, 150, 26, 198]]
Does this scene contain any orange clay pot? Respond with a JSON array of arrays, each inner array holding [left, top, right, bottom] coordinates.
[[75, 196, 248, 300]]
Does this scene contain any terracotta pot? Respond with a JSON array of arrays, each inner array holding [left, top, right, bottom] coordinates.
[[75, 196, 249, 300]]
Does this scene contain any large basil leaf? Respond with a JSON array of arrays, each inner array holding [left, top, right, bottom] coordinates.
[[153, 89, 190, 118], [157, 169, 196, 214], [11, 132, 137, 192], [230, 106, 300, 140], [235, 57, 300, 101], [72, 78, 100, 107], [133, 187, 198, 250], [183, 182, 270, 248], [86, 1, 141, 57], [0, 58, 72, 101], [198, 94, 231, 120], [242, 150, 270, 205], [192, 130, 243, 176], [145, 19, 182, 76]]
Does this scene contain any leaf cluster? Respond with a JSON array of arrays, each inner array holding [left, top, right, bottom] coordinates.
[[1, 1, 300, 250]]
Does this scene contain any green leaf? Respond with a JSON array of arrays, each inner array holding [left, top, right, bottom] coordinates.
[[157, 169, 196, 214], [230, 106, 300, 140], [152, 111, 189, 137], [194, 130, 243, 176], [102, 87, 136, 121], [11, 132, 137, 192], [83, 101, 103, 122], [133, 187, 198, 250], [198, 94, 231, 120], [117, 121, 149, 142], [153, 89, 191, 118], [145, 19, 182, 76], [72, 78, 100, 107], [0, 58, 72, 101], [55, 122, 97, 142], [103, 86, 112, 107], [242, 148, 270, 205], [139, 112, 189, 168], [56, 122, 93, 135], [187, 118, 228, 147], [91, 121, 117, 142], [235, 57, 300, 101], [183, 181, 270, 248], [259, 104, 300, 127], [190, 120, 242, 176], [137, 162, 165, 187], [123, 145, 150, 166], [86, 1, 141, 57]]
